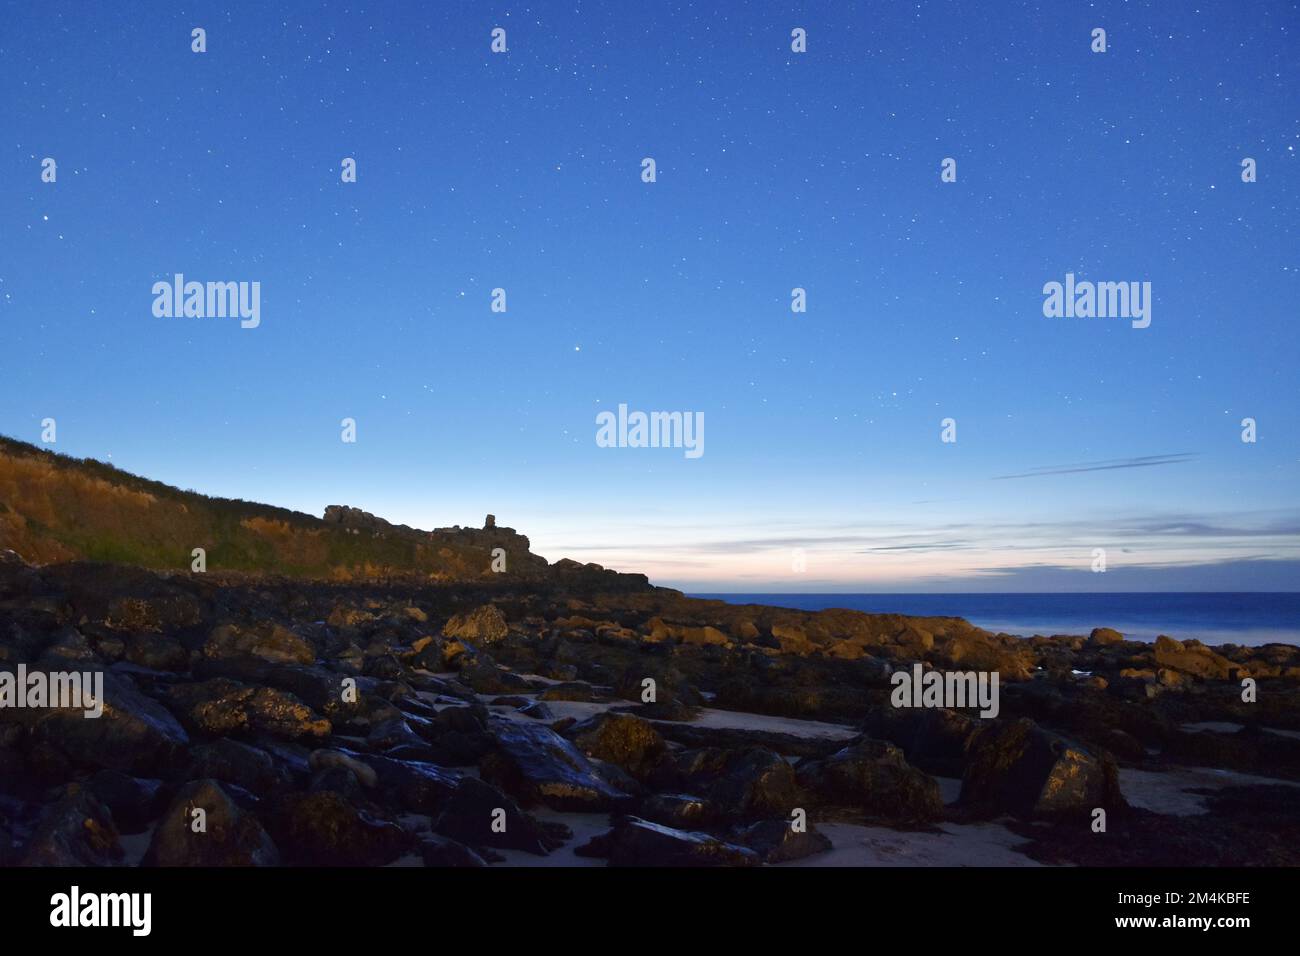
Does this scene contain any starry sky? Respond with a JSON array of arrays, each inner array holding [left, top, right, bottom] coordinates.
[[2, 1, 1298, 591]]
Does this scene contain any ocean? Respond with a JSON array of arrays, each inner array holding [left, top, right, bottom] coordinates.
[[688, 592, 1300, 648]]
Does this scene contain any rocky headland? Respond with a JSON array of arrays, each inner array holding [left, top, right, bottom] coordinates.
[[1, 438, 1298, 867]]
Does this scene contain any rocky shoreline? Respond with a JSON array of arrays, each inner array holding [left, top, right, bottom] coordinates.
[[2, 550, 1298, 867]]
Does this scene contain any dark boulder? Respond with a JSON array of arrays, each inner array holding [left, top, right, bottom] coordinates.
[[959, 717, 1126, 819], [481, 718, 630, 812], [166, 678, 331, 740], [601, 817, 759, 867], [4, 669, 189, 776], [143, 779, 280, 866], [796, 739, 942, 823], [125, 632, 191, 673], [730, 818, 833, 863], [272, 791, 411, 866], [674, 747, 802, 822], [85, 770, 166, 833], [862, 706, 977, 777], [566, 712, 668, 780], [634, 792, 720, 829], [187, 738, 296, 797], [431, 777, 565, 855], [19, 788, 123, 866]]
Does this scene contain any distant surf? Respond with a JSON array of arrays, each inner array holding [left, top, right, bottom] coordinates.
[[688, 592, 1300, 648]]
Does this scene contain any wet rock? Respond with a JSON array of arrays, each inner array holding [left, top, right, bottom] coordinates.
[[85, 770, 165, 833], [458, 661, 533, 695], [862, 706, 977, 777], [39, 628, 99, 663], [730, 818, 833, 863], [404, 635, 444, 671], [327, 604, 377, 629], [420, 835, 489, 867], [418, 705, 493, 766], [431, 777, 564, 855], [309, 765, 366, 800], [539, 662, 579, 682], [143, 779, 280, 866], [566, 712, 667, 780], [103, 593, 203, 633], [272, 791, 411, 866], [205, 622, 315, 666], [959, 717, 1126, 819], [539, 680, 602, 702], [4, 669, 189, 776], [308, 748, 378, 788], [652, 721, 848, 759], [602, 817, 759, 867], [167, 678, 332, 740], [518, 700, 554, 720], [253, 663, 361, 720], [367, 715, 433, 756], [482, 717, 630, 811], [126, 632, 191, 672], [635, 792, 720, 829], [623, 698, 700, 722], [188, 738, 296, 797], [19, 788, 123, 866], [675, 747, 802, 822], [796, 739, 942, 823], [363, 654, 406, 681], [355, 752, 460, 814]]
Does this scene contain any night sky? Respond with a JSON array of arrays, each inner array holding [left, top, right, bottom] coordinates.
[[2, 1, 1297, 590]]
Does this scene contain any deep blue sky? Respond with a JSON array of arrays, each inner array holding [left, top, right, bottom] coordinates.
[[2, 1, 1297, 590]]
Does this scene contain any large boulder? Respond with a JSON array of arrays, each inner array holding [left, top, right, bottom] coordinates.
[[936, 630, 1034, 680], [595, 817, 760, 867], [1153, 636, 1236, 680], [634, 792, 721, 829], [125, 632, 191, 672], [271, 791, 412, 866], [187, 738, 296, 797], [675, 747, 802, 822], [457, 661, 533, 695], [862, 706, 977, 777], [166, 678, 331, 740], [730, 818, 833, 863], [19, 788, 123, 866], [143, 779, 280, 866], [354, 752, 460, 814], [796, 739, 942, 823], [482, 717, 630, 811], [432, 777, 565, 855], [959, 717, 1125, 819], [443, 605, 508, 646], [205, 623, 316, 666], [85, 770, 166, 833], [4, 669, 189, 776], [566, 712, 668, 780], [1088, 627, 1124, 647]]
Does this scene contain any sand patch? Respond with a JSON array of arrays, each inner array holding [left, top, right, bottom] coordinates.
[[1119, 765, 1300, 816], [782, 820, 1042, 867]]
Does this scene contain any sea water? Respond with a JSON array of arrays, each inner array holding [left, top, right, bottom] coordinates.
[[689, 593, 1300, 648]]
